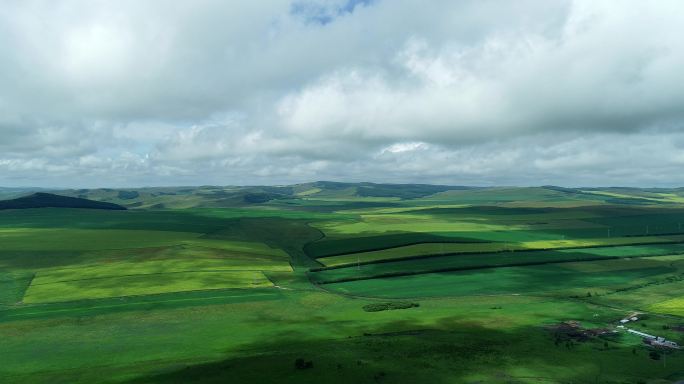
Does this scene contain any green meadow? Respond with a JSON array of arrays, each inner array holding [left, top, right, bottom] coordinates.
[[323, 262, 677, 298], [2, 183, 684, 383]]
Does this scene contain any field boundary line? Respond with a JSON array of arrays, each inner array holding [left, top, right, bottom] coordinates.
[[313, 239, 684, 271], [306, 239, 492, 259], [312, 252, 684, 285], [28, 269, 276, 286]]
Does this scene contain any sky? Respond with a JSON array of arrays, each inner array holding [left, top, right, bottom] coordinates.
[[2, 0, 684, 188]]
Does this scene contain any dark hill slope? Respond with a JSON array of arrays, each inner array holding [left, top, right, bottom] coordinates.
[[0, 193, 126, 210]]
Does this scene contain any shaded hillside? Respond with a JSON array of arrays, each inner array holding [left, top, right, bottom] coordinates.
[[44, 183, 684, 210], [0, 193, 126, 210], [292, 181, 474, 199]]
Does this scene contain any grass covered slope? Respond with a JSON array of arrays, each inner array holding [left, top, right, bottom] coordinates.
[[20, 240, 291, 303], [309, 243, 684, 284], [1, 184, 684, 383], [0, 192, 126, 210], [0, 208, 293, 304], [23, 270, 274, 303]]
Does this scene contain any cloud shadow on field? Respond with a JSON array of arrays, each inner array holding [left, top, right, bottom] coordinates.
[[124, 320, 684, 384]]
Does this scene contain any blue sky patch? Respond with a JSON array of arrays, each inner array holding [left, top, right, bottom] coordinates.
[[291, 0, 375, 25]]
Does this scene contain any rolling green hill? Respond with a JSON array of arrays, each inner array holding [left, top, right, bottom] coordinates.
[[2, 184, 684, 383], [0, 192, 126, 210], [44, 183, 684, 210]]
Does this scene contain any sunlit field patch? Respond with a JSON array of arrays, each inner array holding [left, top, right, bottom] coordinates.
[[0, 228, 201, 251], [4, 186, 684, 383], [16, 239, 291, 303], [23, 270, 273, 303], [649, 297, 684, 316], [317, 238, 684, 267], [315, 214, 520, 235]]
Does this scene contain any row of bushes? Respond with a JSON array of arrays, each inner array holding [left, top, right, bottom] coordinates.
[[362, 301, 419, 312]]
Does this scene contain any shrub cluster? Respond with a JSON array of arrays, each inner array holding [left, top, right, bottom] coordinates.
[[362, 302, 419, 312], [294, 358, 313, 370]]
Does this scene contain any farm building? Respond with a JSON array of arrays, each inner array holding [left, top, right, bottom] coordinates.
[[626, 329, 680, 349], [644, 337, 680, 349], [619, 312, 641, 324]]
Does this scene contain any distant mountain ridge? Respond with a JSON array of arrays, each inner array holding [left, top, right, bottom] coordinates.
[[0, 192, 126, 210], [2, 182, 681, 210]]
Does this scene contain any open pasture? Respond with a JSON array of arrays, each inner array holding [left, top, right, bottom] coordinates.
[[650, 297, 684, 316], [18, 243, 291, 303], [311, 244, 684, 284], [0, 207, 232, 232], [23, 270, 273, 303], [0, 208, 294, 305], [2, 185, 684, 383], [0, 228, 202, 252], [313, 213, 525, 236], [324, 260, 678, 299], [309, 202, 684, 273], [310, 204, 684, 252], [317, 242, 507, 266], [419, 186, 600, 205], [0, 271, 34, 306], [304, 232, 489, 259], [316, 234, 684, 267], [1, 287, 283, 322], [3, 286, 683, 384]]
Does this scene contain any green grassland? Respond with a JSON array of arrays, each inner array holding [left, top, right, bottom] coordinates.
[[322, 259, 680, 298], [0, 271, 34, 305], [316, 238, 684, 267], [317, 240, 684, 268], [310, 245, 684, 284], [0, 227, 201, 251], [19, 241, 291, 303], [2, 184, 684, 383], [317, 242, 507, 266], [650, 297, 684, 316], [303, 232, 489, 258], [24, 271, 274, 303]]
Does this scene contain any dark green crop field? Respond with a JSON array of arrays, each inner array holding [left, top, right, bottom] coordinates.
[[2, 183, 684, 383]]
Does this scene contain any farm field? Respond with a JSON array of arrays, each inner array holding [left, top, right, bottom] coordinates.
[[315, 237, 684, 267], [1, 184, 684, 383], [650, 297, 684, 316], [322, 260, 679, 298], [23, 270, 274, 303], [6, 1, 684, 383], [310, 244, 684, 284]]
